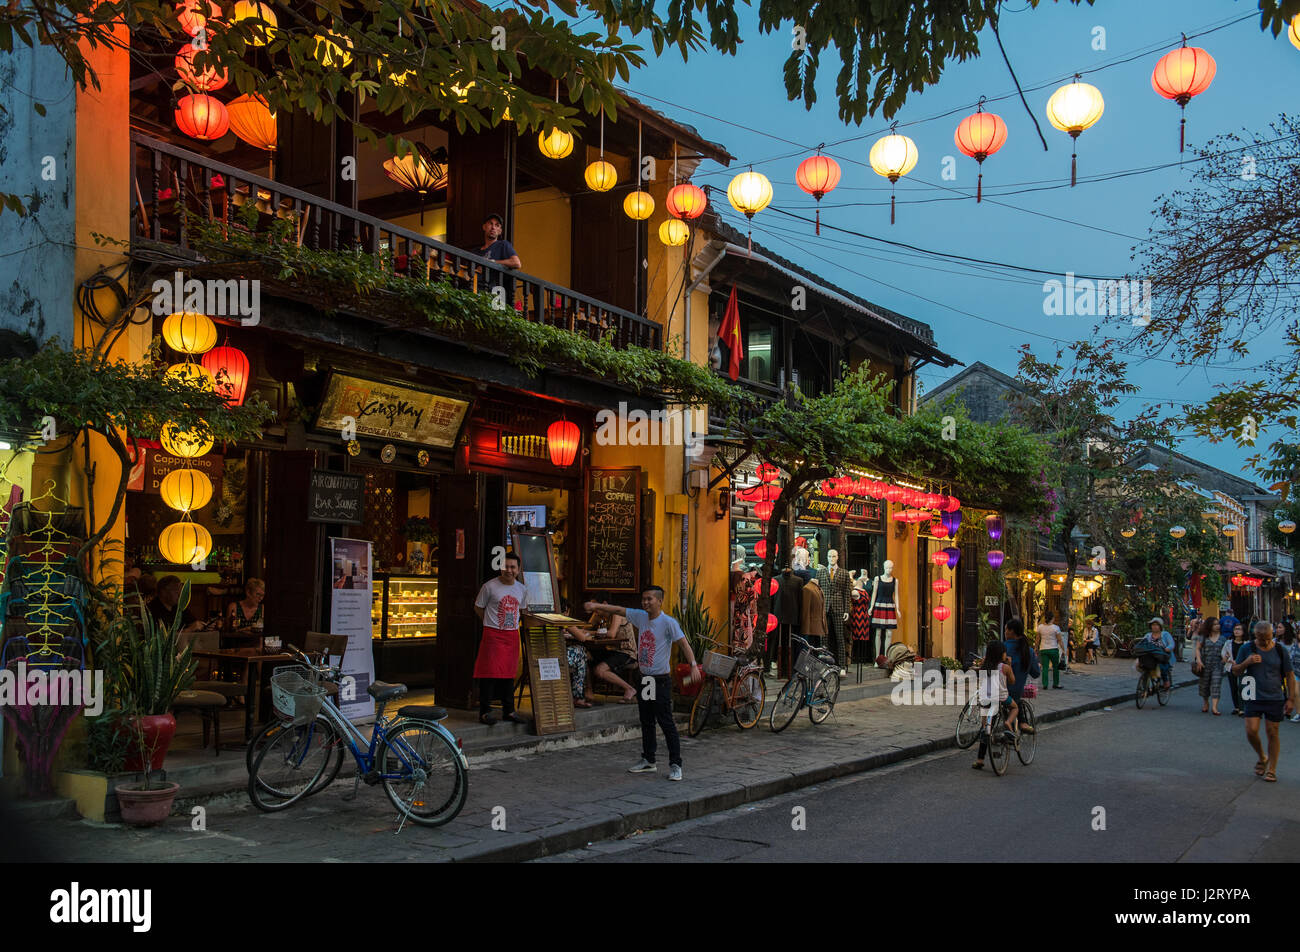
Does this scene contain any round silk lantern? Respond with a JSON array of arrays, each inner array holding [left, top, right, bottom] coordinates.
[[987, 550, 1005, 569], [160, 467, 213, 512], [943, 547, 961, 569], [159, 520, 212, 564]]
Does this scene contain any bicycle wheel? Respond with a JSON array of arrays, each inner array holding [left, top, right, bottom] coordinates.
[[247, 718, 333, 812], [732, 669, 765, 729], [1156, 677, 1171, 706], [809, 670, 840, 724], [1135, 675, 1148, 708], [955, 699, 982, 749], [247, 717, 346, 797], [769, 676, 803, 732], [378, 721, 468, 827], [688, 678, 716, 737], [1016, 700, 1037, 765]]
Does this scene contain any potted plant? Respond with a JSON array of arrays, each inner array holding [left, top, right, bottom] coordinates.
[[403, 516, 436, 575], [938, 656, 963, 685], [674, 577, 725, 698]]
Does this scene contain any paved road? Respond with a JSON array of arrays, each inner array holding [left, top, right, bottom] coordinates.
[[540, 685, 1300, 863]]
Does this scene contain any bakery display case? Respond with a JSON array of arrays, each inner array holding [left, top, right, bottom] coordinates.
[[370, 574, 437, 686]]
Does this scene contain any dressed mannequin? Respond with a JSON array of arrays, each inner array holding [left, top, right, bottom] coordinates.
[[867, 559, 901, 662], [799, 572, 827, 661], [850, 580, 872, 666], [730, 547, 756, 653], [774, 559, 806, 674], [821, 549, 852, 673]]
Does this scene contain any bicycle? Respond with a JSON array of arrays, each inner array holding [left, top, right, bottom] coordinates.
[[975, 700, 1014, 776], [956, 657, 1036, 765], [1134, 653, 1171, 709], [769, 634, 839, 732], [246, 646, 469, 828], [688, 639, 766, 736]]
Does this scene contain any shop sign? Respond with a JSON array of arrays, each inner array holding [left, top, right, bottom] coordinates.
[[801, 492, 851, 526], [308, 470, 365, 525], [315, 373, 471, 448], [144, 447, 224, 497], [585, 467, 641, 592]]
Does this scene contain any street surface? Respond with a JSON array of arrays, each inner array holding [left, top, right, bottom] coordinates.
[[541, 683, 1300, 863]]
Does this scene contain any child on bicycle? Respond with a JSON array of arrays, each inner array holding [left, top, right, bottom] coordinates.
[[973, 640, 1017, 770]]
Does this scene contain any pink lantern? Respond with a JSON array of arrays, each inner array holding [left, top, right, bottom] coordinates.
[[933, 605, 952, 622], [987, 550, 1005, 569], [932, 578, 951, 594], [930, 551, 949, 566]]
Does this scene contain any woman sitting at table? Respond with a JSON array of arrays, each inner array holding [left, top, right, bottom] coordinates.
[[567, 601, 638, 704], [226, 578, 266, 632], [562, 626, 595, 708]]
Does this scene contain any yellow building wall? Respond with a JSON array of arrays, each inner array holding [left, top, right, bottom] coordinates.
[[884, 504, 922, 653], [512, 187, 571, 288], [385, 207, 449, 243]]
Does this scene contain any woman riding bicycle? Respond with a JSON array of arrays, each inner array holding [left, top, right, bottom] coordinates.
[[1003, 617, 1040, 731], [973, 641, 1017, 770]]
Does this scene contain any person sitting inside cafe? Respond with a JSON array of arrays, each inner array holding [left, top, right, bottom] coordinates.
[[148, 575, 203, 634], [226, 577, 266, 631], [566, 598, 638, 704]]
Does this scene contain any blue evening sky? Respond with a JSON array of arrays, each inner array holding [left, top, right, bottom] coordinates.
[[614, 0, 1294, 483]]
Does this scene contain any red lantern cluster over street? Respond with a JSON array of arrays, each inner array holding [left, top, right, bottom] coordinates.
[[1230, 574, 1262, 588]]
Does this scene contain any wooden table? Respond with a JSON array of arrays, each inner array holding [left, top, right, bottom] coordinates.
[[191, 649, 293, 743]]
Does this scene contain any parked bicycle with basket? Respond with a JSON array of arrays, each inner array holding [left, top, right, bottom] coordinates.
[[769, 634, 839, 732], [247, 645, 469, 828], [688, 637, 766, 735]]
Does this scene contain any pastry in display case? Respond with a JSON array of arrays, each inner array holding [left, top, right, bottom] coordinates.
[[371, 574, 438, 641]]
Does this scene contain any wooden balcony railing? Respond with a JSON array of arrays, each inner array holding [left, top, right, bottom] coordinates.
[[130, 132, 662, 352], [1249, 548, 1294, 574]]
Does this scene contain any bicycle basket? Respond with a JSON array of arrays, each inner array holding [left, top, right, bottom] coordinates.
[[793, 648, 832, 681], [1137, 653, 1159, 671], [702, 649, 739, 680], [270, 666, 326, 726]]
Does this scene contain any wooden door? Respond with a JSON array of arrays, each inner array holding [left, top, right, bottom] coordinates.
[[265, 451, 323, 640], [434, 473, 488, 709]]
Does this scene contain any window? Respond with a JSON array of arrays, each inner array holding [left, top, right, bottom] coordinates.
[[744, 320, 777, 385]]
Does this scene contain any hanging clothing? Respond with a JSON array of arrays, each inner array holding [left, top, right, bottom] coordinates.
[[775, 569, 805, 627], [800, 578, 827, 636], [869, 576, 898, 629], [731, 569, 757, 651], [850, 590, 872, 642]]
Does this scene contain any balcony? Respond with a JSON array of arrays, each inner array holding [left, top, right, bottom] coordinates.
[[130, 132, 662, 352], [1249, 548, 1294, 575]]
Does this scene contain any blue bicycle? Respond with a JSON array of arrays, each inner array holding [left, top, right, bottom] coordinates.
[[769, 634, 840, 732], [247, 646, 468, 827]]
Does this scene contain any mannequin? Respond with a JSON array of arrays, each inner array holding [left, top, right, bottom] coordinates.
[[774, 555, 806, 675], [821, 549, 852, 672], [730, 545, 756, 653], [867, 559, 901, 662], [731, 543, 747, 573], [791, 546, 813, 582], [850, 575, 872, 667]]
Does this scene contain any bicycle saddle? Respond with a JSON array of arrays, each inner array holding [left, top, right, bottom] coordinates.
[[397, 705, 448, 721], [368, 680, 408, 701]]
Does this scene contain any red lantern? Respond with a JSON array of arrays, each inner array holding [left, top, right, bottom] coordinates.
[[175, 44, 229, 92], [754, 500, 775, 522], [546, 418, 581, 467], [666, 183, 707, 220], [933, 605, 952, 622], [944, 495, 962, 513], [1151, 40, 1216, 152], [756, 462, 781, 483], [795, 152, 841, 235], [175, 93, 229, 141], [930, 551, 949, 566], [954, 103, 1007, 202], [201, 344, 249, 406], [766, 613, 779, 633], [768, 578, 779, 596], [738, 484, 778, 502], [884, 485, 905, 503], [932, 578, 951, 595], [930, 521, 947, 539], [754, 539, 768, 560]]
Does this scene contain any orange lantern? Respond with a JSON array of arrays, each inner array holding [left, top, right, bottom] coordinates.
[[1151, 39, 1216, 152], [795, 151, 841, 234], [176, 0, 220, 36], [159, 520, 212, 565], [666, 183, 707, 220], [175, 93, 228, 141], [1046, 76, 1104, 186], [953, 101, 1007, 202], [160, 467, 214, 512], [227, 93, 277, 152], [201, 344, 250, 406], [175, 44, 228, 92], [546, 418, 580, 467]]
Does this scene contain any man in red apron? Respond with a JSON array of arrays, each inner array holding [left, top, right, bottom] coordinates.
[[474, 553, 529, 725]]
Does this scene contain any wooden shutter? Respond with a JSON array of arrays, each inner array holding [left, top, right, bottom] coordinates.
[[447, 126, 512, 249], [571, 189, 645, 314], [434, 473, 486, 709], [265, 451, 324, 640]]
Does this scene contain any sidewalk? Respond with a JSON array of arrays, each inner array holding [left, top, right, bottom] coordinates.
[[28, 658, 1192, 863]]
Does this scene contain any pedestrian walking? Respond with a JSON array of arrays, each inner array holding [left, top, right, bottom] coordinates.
[[1193, 618, 1227, 715], [1230, 620, 1298, 782], [1226, 621, 1247, 716], [473, 553, 530, 726], [1035, 610, 1066, 689], [1276, 620, 1300, 723], [586, 586, 701, 782]]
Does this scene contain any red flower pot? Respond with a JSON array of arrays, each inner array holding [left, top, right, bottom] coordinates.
[[122, 713, 177, 774], [674, 663, 703, 697]]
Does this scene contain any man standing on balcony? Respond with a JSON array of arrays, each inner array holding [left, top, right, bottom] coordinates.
[[477, 213, 522, 269]]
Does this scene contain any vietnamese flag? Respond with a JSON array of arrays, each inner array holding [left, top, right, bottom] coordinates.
[[718, 286, 743, 380]]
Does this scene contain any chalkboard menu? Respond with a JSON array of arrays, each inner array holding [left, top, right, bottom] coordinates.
[[584, 467, 641, 593], [308, 470, 365, 525]]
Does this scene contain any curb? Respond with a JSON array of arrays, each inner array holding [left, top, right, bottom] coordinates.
[[444, 676, 1199, 862]]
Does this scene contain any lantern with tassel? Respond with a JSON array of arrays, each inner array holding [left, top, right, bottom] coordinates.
[[795, 149, 840, 234], [1151, 37, 1216, 153], [868, 125, 918, 224], [1046, 76, 1104, 186], [953, 100, 1007, 203]]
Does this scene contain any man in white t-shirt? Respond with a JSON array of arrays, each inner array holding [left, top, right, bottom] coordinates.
[[473, 553, 530, 725], [586, 585, 701, 781], [1035, 609, 1065, 690]]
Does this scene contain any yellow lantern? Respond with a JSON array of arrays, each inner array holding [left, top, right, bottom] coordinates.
[[166, 361, 215, 390], [230, 0, 277, 45], [161, 311, 216, 355], [726, 170, 773, 219], [623, 190, 654, 220], [160, 467, 213, 512], [538, 128, 573, 160], [1290, 15, 1300, 50], [584, 160, 617, 193], [1046, 77, 1104, 185], [160, 420, 214, 459], [159, 520, 213, 565], [868, 130, 919, 224], [658, 218, 689, 247], [313, 31, 353, 68]]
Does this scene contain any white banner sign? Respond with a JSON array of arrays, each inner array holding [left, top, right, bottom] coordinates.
[[330, 537, 377, 721]]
